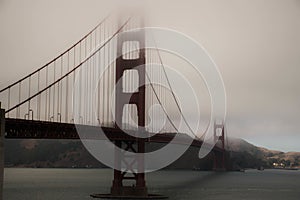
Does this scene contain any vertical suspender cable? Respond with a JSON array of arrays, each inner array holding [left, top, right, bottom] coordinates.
[[102, 24, 105, 125], [109, 22, 112, 125], [28, 76, 31, 115], [106, 20, 109, 124], [37, 70, 40, 120], [7, 87, 10, 118], [66, 51, 69, 122], [60, 56, 63, 121], [18, 82, 21, 118], [103, 22, 107, 125], [78, 42, 81, 122], [99, 27, 102, 124], [46, 66, 48, 120], [89, 33, 92, 123], [57, 58, 61, 121], [53, 61, 56, 121]]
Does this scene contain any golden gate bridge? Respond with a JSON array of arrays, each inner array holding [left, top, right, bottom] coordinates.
[[0, 14, 226, 199]]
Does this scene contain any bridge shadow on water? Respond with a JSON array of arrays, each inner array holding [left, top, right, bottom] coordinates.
[[147, 170, 228, 199], [167, 171, 226, 190]]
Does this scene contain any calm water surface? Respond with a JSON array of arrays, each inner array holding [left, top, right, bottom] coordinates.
[[4, 168, 300, 200]]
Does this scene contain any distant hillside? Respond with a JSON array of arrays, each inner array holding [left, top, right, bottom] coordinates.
[[4, 138, 300, 170], [227, 137, 300, 169], [4, 139, 213, 169], [4, 140, 107, 168]]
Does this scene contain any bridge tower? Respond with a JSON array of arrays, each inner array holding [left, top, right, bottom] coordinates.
[[111, 24, 148, 196], [213, 122, 226, 171]]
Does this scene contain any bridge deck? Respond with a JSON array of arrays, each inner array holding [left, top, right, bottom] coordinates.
[[4, 118, 223, 152]]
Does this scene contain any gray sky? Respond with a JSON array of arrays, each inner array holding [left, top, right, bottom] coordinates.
[[0, 0, 300, 152]]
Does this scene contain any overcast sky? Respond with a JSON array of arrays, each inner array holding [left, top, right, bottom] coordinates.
[[0, 0, 300, 152]]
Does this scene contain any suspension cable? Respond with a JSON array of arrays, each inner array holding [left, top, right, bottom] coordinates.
[[5, 18, 131, 114], [0, 15, 111, 94], [150, 34, 201, 139]]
